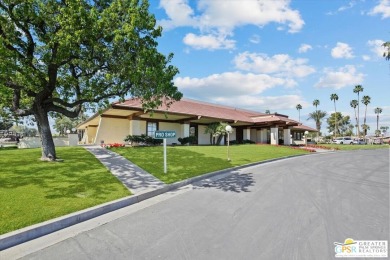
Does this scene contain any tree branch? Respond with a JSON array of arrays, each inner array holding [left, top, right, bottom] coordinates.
[[46, 103, 82, 118]]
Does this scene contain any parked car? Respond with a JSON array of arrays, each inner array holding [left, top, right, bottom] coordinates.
[[373, 138, 383, 145], [352, 138, 366, 145], [332, 137, 353, 144]]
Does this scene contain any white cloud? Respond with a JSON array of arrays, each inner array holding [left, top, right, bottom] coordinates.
[[327, 0, 357, 15], [159, 0, 305, 49], [369, 0, 390, 19], [183, 33, 235, 50], [298, 44, 313, 53], [159, 0, 197, 29], [211, 95, 306, 111], [362, 55, 371, 61], [367, 39, 386, 57], [249, 34, 261, 44], [233, 52, 315, 78], [175, 71, 296, 98], [196, 0, 304, 33], [331, 42, 354, 59], [315, 65, 364, 89]]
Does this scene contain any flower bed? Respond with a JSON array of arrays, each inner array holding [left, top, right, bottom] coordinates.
[[306, 144, 340, 150], [256, 143, 316, 152], [101, 143, 125, 149]]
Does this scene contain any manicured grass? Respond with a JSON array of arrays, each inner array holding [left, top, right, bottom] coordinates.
[[320, 144, 390, 150], [112, 144, 309, 184], [0, 147, 130, 235]]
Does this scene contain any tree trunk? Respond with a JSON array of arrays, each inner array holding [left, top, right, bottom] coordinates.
[[34, 107, 57, 161], [216, 134, 223, 145], [377, 115, 379, 131], [357, 94, 360, 138], [334, 103, 338, 137], [316, 121, 321, 132], [364, 106, 368, 135]]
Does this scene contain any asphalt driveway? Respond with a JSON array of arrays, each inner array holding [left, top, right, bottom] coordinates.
[[5, 149, 390, 260]]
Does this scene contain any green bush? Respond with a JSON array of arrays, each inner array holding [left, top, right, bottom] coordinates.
[[178, 137, 189, 145], [228, 139, 255, 145], [178, 136, 197, 145], [243, 139, 255, 144], [124, 134, 163, 146]]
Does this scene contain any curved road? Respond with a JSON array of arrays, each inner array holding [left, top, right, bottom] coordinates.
[[5, 149, 390, 259]]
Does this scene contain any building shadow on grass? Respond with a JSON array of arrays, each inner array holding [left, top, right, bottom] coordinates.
[[193, 172, 255, 193]]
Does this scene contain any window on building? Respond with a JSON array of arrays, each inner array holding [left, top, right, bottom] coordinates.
[[189, 127, 196, 136], [147, 122, 157, 137]]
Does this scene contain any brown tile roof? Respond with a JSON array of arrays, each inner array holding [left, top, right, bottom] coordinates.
[[81, 97, 313, 129], [291, 124, 318, 132], [113, 98, 269, 123]]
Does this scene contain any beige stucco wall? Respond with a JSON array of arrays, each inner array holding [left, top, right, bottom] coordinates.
[[86, 126, 97, 144], [95, 117, 130, 144], [159, 122, 182, 144], [130, 120, 146, 136]]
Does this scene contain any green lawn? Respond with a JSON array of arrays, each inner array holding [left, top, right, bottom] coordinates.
[[112, 144, 309, 184], [320, 144, 390, 150], [0, 147, 130, 235]]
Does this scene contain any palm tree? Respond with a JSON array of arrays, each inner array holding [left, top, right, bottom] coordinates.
[[296, 104, 302, 122], [312, 99, 320, 141], [374, 107, 383, 131], [380, 126, 389, 135], [361, 124, 370, 136], [330, 94, 339, 137], [361, 95, 371, 135], [353, 85, 364, 137], [350, 100, 358, 136], [313, 99, 320, 112], [384, 41, 390, 60], [204, 122, 220, 145], [307, 110, 327, 134]]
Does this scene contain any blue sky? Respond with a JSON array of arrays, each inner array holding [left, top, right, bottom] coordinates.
[[148, 0, 390, 135]]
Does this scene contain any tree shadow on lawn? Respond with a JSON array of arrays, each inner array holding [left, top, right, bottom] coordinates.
[[193, 172, 255, 193]]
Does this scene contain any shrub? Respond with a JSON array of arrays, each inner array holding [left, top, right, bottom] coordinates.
[[228, 139, 254, 145], [178, 137, 189, 145], [188, 135, 197, 144], [243, 139, 255, 144], [178, 136, 198, 145], [124, 134, 162, 146]]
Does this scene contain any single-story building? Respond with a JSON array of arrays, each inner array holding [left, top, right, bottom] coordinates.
[[77, 98, 317, 146]]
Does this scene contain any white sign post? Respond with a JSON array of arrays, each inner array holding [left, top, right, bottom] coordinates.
[[163, 138, 167, 173], [155, 130, 176, 174]]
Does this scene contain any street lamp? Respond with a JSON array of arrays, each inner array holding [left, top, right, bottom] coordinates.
[[304, 130, 309, 146], [225, 125, 233, 161]]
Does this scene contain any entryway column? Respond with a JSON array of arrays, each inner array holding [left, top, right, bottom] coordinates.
[[283, 128, 291, 145], [180, 123, 190, 138], [270, 127, 279, 145], [243, 128, 251, 141], [260, 129, 267, 143]]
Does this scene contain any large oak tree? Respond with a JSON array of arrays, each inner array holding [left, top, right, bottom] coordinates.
[[0, 0, 182, 160]]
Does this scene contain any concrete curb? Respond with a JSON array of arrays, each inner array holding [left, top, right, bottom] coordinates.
[[0, 153, 309, 251]]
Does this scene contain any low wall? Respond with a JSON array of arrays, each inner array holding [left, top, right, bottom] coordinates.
[[17, 136, 78, 149]]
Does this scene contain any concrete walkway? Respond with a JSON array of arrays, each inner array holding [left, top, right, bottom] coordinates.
[[84, 146, 166, 195]]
